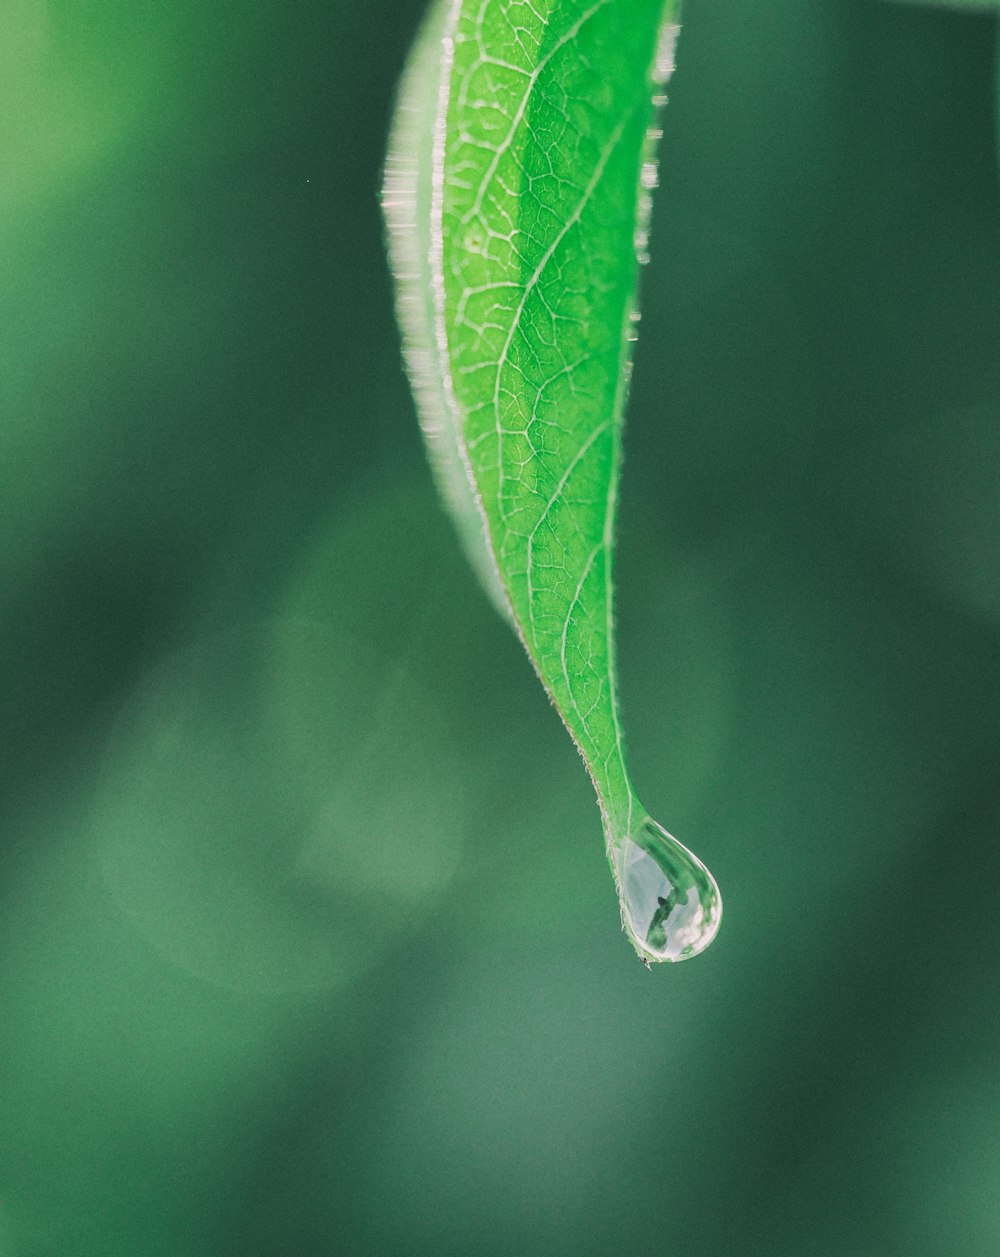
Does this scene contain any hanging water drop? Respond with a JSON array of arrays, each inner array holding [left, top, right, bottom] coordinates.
[[613, 816, 722, 963]]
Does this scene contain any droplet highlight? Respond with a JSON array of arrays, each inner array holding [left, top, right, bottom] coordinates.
[[613, 816, 722, 963]]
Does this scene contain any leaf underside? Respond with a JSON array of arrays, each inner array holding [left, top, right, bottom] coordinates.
[[383, 0, 722, 963]]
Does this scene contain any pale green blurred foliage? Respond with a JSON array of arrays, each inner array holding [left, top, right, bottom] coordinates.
[[92, 620, 463, 994]]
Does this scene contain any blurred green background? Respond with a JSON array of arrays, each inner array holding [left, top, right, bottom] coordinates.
[[2, 0, 999, 1253]]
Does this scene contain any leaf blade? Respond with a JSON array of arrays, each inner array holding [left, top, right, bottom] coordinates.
[[384, 0, 722, 963]]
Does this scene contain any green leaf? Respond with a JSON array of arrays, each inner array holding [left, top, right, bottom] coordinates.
[[383, 0, 721, 964]]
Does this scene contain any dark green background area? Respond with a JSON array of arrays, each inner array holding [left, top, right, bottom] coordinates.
[[2, 1, 999, 1253]]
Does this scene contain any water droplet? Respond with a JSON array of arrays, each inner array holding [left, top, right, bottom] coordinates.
[[613, 816, 722, 963]]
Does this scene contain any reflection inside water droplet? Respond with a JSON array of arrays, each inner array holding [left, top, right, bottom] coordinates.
[[614, 816, 722, 963]]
